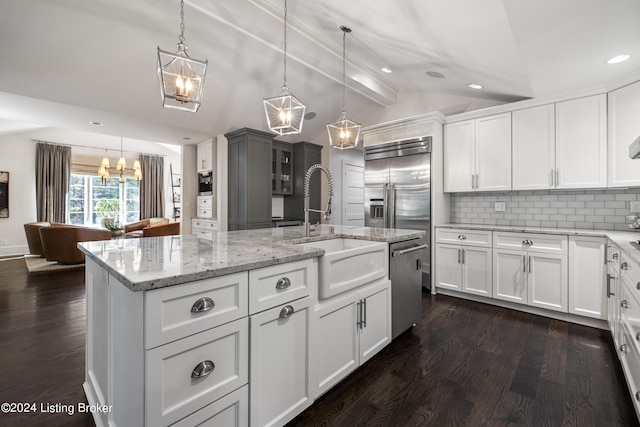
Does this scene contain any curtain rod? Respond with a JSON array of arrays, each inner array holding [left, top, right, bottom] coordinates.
[[32, 139, 167, 157]]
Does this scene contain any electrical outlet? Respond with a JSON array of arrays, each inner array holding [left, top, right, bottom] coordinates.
[[494, 202, 506, 212], [631, 201, 640, 213]]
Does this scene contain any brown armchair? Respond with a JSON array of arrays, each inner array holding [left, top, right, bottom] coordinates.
[[124, 218, 169, 238], [39, 225, 111, 264], [23, 222, 64, 256], [142, 221, 180, 237]]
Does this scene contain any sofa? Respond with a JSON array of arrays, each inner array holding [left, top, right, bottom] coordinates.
[[124, 217, 169, 238], [39, 225, 111, 264]]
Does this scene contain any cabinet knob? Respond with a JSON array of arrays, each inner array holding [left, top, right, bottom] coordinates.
[[621, 262, 629, 270], [621, 300, 629, 309], [620, 344, 628, 354], [613, 253, 619, 260], [191, 360, 215, 378], [275, 277, 291, 290], [457, 234, 467, 240], [522, 239, 533, 246], [191, 297, 215, 313], [279, 305, 295, 318], [637, 282, 640, 291]]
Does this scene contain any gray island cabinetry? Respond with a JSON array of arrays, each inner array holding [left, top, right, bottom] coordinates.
[[79, 225, 423, 427]]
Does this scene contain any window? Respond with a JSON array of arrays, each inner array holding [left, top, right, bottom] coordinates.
[[68, 174, 140, 225]]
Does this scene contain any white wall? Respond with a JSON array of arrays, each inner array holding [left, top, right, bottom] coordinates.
[[0, 128, 181, 256], [0, 135, 37, 256]]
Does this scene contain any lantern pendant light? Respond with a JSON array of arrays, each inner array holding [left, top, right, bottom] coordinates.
[[263, 0, 305, 135], [157, 0, 208, 112], [327, 26, 360, 150]]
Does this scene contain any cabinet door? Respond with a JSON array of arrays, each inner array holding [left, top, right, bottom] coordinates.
[[493, 249, 527, 305], [555, 95, 607, 189], [462, 247, 492, 297], [475, 113, 512, 191], [272, 143, 294, 195], [444, 120, 474, 192], [512, 105, 555, 190], [527, 252, 568, 313], [608, 81, 640, 187], [358, 280, 391, 364], [250, 297, 313, 427], [435, 244, 463, 291], [197, 140, 213, 173], [568, 236, 607, 319], [313, 292, 359, 398]]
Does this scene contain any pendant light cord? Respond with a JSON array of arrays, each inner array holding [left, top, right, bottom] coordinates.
[[179, 0, 186, 44], [341, 28, 346, 112], [283, 0, 288, 87]]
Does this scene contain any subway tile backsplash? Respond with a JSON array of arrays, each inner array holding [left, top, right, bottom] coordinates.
[[449, 188, 640, 232]]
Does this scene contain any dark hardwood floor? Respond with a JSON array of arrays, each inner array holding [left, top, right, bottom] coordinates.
[[0, 257, 637, 427]]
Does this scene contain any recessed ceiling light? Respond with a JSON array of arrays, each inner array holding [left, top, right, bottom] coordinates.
[[426, 71, 445, 78], [381, 67, 392, 74], [182, 137, 192, 140], [89, 121, 103, 126], [607, 54, 630, 64], [304, 112, 317, 120], [468, 83, 483, 90]]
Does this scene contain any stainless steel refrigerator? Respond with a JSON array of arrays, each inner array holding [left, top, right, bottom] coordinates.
[[364, 137, 431, 339]]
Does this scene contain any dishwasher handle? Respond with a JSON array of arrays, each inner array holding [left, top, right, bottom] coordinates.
[[392, 244, 428, 257]]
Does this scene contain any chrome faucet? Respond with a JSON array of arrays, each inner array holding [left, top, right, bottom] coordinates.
[[304, 164, 334, 237]]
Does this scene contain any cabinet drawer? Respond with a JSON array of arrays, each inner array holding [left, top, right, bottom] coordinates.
[[493, 232, 567, 255], [171, 384, 248, 427], [197, 206, 214, 218], [621, 253, 640, 293], [197, 195, 215, 207], [249, 258, 317, 314], [619, 322, 640, 409], [146, 318, 249, 427], [621, 280, 640, 355], [192, 218, 218, 231], [436, 228, 492, 247], [145, 272, 248, 349]]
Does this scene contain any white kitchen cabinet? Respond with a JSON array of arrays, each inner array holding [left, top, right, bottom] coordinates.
[[493, 232, 568, 312], [512, 104, 555, 190], [555, 94, 607, 189], [435, 229, 492, 296], [196, 194, 215, 218], [250, 296, 314, 427], [197, 139, 214, 173], [608, 80, 640, 187], [313, 278, 391, 398], [568, 236, 607, 320], [444, 113, 511, 192], [171, 385, 248, 427]]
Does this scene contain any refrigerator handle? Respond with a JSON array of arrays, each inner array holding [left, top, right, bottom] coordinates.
[[382, 183, 388, 228], [389, 183, 396, 228]]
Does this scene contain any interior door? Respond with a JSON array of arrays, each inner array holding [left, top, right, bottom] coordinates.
[[342, 160, 365, 226]]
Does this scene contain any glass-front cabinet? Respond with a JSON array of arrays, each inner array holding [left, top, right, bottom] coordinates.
[[272, 141, 293, 195]]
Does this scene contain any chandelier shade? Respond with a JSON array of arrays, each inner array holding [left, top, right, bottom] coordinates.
[[263, 0, 305, 135], [157, 0, 208, 112], [96, 138, 142, 185], [327, 26, 361, 150]]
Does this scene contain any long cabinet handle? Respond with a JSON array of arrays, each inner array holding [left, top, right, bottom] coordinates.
[[550, 169, 554, 187], [607, 274, 613, 297], [392, 244, 428, 257], [528, 256, 532, 274], [458, 248, 461, 264], [362, 298, 367, 328], [523, 255, 526, 273], [462, 249, 466, 264], [556, 169, 559, 186]]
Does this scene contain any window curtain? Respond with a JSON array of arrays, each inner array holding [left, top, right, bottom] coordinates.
[[35, 142, 71, 222], [139, 154, 164, 219]]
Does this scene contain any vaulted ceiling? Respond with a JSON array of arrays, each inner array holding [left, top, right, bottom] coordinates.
[[0, 0, 638, 145]]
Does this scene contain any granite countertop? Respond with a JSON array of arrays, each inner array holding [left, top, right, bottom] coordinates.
[[437, 223, 640, 265], [78, 224, 424, 292]]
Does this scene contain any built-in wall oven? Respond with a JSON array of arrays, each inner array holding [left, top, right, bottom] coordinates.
[[198, 172, 213, 195]]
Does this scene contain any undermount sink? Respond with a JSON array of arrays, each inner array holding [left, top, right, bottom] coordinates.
[[297, 238, 388, 299]]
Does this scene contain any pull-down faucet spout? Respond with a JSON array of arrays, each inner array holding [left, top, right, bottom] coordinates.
[[304, 164, 334, 237]]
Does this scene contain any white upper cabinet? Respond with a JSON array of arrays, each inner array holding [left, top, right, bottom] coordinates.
[[444, 113, 511, 192], [555, 94, 607, 189], [512, 104, 555, 190], [197, 140, 213, 173], [608, 81, 640, 187]]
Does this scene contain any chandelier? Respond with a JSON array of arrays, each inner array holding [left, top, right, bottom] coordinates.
[[157, 0, 208, 112], [327, 26, 361, 149], [263, 0, 305, 135], [97, 138, 142, 185]]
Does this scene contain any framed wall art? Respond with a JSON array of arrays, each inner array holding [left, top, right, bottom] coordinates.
[[0, 171, 8, 218]]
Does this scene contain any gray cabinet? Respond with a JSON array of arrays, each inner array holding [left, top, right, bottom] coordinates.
[[272, 141, 293, 195], [284, 142, 323, 223], [226, 128, 273, 230]]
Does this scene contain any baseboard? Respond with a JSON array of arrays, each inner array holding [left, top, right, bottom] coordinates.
[[0, 245, 28, 258], [435, 288, 609, 330]]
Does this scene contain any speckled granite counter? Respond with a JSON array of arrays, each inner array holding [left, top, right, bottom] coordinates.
[[437, 223, 640, 265], [78, 224, 424, 291]]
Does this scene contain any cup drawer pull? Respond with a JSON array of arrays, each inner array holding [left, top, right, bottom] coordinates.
[[191, 297, 215, 313], [279, 305, 295, 318], [276, 277, 291, 290], [191, 360, 215, 378]]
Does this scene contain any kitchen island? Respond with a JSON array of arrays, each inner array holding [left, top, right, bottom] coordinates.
[[79, 225, 424, 427]]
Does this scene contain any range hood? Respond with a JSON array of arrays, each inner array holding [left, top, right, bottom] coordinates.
[[630, 136, 640, 159]]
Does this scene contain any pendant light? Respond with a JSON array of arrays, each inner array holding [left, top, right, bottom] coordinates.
[[97, 138, 142, 186], [263, 0, 305, 135], [327, 26, 361, 150], [157, 0, 208, 112]]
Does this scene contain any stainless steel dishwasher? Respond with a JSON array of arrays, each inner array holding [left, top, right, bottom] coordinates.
[[390, 239, 427, 339]]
